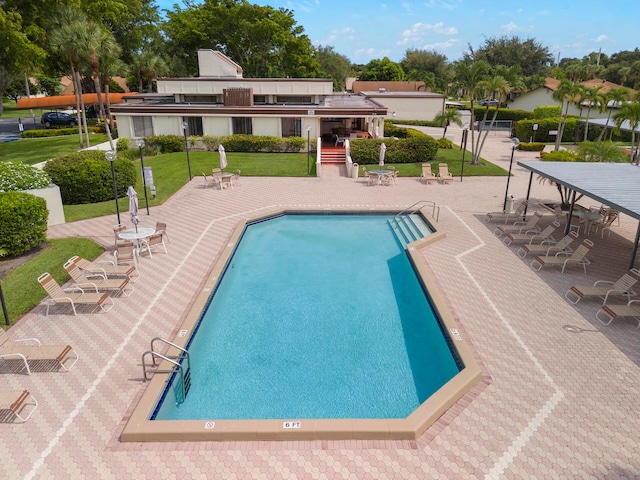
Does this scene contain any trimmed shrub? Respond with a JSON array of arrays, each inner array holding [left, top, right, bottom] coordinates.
[[515, 118, 577, 143], [44, 150, 137, 205], [0, 162, 51, 192], [0, 191, 48, 256], [437, 137, 454, 149], [540, 149, 583, 162], [533, 106, 561, 118], [517, 142, 546, 152], [473, 107, 532, 121], [21, 126, 101, 138], [387, 119, 441, 128], [145, 135, 184, 153], [350, 137, 438, 165]]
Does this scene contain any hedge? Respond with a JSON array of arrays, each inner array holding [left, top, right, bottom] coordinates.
[[21, 126, 102, 138], [142, 134, 313, 154], [517, 142, 546, 152], [0, 162, 51, 192], [350, 137, 438, 165], [473, 107, 532, 121], [0, 191, 48, 256], [44, 150, 137, 205], [532, 106, 561, 118]]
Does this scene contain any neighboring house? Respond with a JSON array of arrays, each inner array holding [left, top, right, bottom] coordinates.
[[112, 50, 445, 143], [351, 81, 429, 94], [359, 90, 446, 122], [59, 76, 130, 96], [508, 78, 636, 118]]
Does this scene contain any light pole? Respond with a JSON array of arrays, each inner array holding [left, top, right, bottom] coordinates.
[[503, 137, 520, 211], [306, 125, 311, 176], [181, 121, 192, 181], [105, 149, 120, 224], [460, 123, 469, 182], [136, 139, 150, 215]]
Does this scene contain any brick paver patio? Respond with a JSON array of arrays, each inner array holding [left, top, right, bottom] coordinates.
[[2, 129, 639, 479]]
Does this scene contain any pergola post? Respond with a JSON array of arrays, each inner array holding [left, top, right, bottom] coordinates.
[[630, 222, 640, 270]]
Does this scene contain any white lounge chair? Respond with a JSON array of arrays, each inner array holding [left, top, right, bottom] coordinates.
[[0, 390, 38, 422], [530, 239, 593, 274], [64, 257, 133, 297], [517, 230, 578, 258], [596, 299, 640, 327], [37, 272, 114, 315], [565, 268, 640, 305], [485, 200, 527, 224], [494, 211, 543, 237], [0, 329, 79, 375], [503, 221, 560, 247]]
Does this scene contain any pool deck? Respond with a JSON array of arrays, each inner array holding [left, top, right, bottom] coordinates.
[[3, 128, 640, 478]]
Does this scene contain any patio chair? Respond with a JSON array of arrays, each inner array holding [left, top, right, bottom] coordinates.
[[140, 233, 168, 258], [0, 328, 79, 375], [233, 169, 241, 186], [421, 163, 437, 184], [211, 168, 223, 190], [590, 210, 618, 238], [565, 268, 640, 305], [113, 223, 127, 247], [64, 257, 133, 297], [72, 255, 139, 283], [485, 200, 528, 224], [517, 230, 578, 258], [37, 272, 114, 316], [530, 239, 594, 274], [0, 390, 38, 422], [596, 299, 640, 326], [114, 241, 137, 267], [155, 221, 170, 244], [438, 163, 453, 184], [221, 175, 233, 189], [201, 172, 214, 188], [494, 211, 543, 238], [503, 220, 560, 247], [368, 171, 380, 186]]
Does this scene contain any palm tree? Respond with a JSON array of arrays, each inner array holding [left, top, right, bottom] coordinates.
[[578, 85, 605, 141], [598, 88, 630, 141], [577, 141, 629, 162], [454, 61, 490, 165], [433, 108, 462, 138], [474, 75, 510, 164], [614, 101, 640, 164], [552, 79, 582, 151]]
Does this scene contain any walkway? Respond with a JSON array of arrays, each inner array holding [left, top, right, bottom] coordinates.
[[2, 129, 639, 479]]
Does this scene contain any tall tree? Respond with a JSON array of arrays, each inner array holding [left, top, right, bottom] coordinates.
[[578, 85, 605, 141], [454, 60, 490, 165], [399, 49, 451, 92], [474, 75, 510, 164], [0, 8, 45, 116], [614, 101, 640, 164], [464, 35, 552, 77], [359, 57, 405, 81], [315, 45, 351, 91], [433, 109, 462, 138], [551, 79, 582, 151]]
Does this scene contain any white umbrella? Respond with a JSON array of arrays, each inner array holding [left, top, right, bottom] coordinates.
[[379, 142, 386, 167], [219, 144, 227, 172], [127, 186, 139, 232]]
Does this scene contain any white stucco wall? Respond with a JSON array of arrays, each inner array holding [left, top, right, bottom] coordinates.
[[252, 117, 279, 136], [25, 184, 65, 226], [509, 89, 608, 119], [367, 96, 445, 121]]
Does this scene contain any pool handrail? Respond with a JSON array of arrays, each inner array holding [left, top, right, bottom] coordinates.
[[395, 200, 440, 222]]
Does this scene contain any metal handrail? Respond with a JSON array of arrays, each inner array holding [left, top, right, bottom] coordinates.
[[394, 200, 440, 222], [150, 337, 189, 367], [141, 351, 187, 403]]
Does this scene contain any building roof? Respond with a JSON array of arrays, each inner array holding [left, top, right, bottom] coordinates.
[[15, 93, 128, 109], [352, 81, 429, 94]]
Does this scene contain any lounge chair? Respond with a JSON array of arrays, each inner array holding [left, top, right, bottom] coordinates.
[[438, 163, 453, 184], [565, 268, 640, 305], [503, 221, 560, 247], [530, 239, 594, 274], [420, 163, 437, 184], [37, 272, 114, 315], [517, 230, 578, 258], [63, 257, 133, 297], [0, 329, 79, 375], [0, 390, 37, 422], [72, 255, 139, 283], [494, 211, 543, 238], [596, 299, 640, 326], [485, 200, 527, 224]]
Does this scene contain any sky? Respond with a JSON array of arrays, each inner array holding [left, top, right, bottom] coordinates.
[[155, 0, 640, 64]]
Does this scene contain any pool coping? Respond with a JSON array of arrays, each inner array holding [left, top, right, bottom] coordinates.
[[120, 207, 482, 442]]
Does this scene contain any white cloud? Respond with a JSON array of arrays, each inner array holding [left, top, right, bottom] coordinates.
[[423, 39, 460, 51], [593, 35, 609, 43], [424, 0, 461, 10], [398, 22, 458, 45], [501, 22, 519, 32]]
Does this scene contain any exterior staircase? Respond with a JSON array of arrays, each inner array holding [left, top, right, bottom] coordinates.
[[388, 213, 434, 248], [321, 146, 346, 164]]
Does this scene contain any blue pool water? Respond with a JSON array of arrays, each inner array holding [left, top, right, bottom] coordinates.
[[153, 214, 461, 420]]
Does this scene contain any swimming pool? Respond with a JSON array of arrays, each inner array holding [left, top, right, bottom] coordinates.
[[153, 214, 460, 421], [121, 208, 481, 442]]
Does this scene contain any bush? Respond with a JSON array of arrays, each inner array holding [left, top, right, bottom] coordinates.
[[0, 191, 48, 257], [533, 106, 561, 118], [350, 137, 438, 165], [22, 127, 79, 138], [0, 162, 51, 192], [515, 118, 577, 143], [517, 142, 546, 152], [473, 107, 532, 121], [540, 149, 583, 162], [44, 150, 137, 204], [145, 134, 185, 153], [437, 137, 454, 149]]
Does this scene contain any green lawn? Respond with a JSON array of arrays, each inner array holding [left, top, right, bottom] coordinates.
[[1, 238, 104, 326], [0, 134, 109, 165], [1, 100, 27, 119]]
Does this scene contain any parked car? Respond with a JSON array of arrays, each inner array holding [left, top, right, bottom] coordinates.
[[479, 98, 499, 106], [41, 111, 78, 128]]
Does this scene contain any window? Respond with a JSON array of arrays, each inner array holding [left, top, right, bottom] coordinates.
[[184, 95, 220, 103], [281, 117, 301, 137], [276, 96, 312, 104], [232, 117, 253, 135], [253, 95, 267, 104], [184, 117, 203, 136], [133, 116, 153, 137]]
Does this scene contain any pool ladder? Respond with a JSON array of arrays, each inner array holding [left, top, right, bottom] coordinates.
[[142, 337, 191, 404], [388, 201, 439, 248]]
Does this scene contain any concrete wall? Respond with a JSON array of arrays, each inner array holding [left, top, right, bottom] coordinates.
[[25, 184, 65, 226]]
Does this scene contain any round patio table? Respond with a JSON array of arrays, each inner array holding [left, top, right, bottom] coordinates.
[[119, 227, 155, 253]]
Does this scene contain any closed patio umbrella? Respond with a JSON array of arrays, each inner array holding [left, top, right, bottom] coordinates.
[[379, 142, 386, 167], [127, 186, 139, 232], [219, 144, 227, 172]]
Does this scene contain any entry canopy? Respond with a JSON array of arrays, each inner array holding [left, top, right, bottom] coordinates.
[[518, 161, 640, 268], [16, 93, 129, 110]]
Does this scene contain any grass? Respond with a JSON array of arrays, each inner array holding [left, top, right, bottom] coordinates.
[[0, 134, 109, 165], [1, 238, 104, 325], [1, 100, 27, 119]]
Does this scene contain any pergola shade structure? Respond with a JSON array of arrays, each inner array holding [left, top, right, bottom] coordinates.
[[517, 161, 640, 269]]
